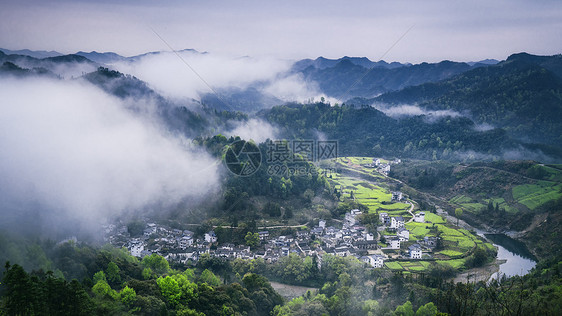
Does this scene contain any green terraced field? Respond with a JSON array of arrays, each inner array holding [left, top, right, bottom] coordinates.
[[512, 182, 562, 210], [437, 259, 465, 269], [449, 195, 486, 214], [405, 222, 432, 239], [438, 250, 464, 257], [424, 212, 446, 224], [385, 261, 403, 270]]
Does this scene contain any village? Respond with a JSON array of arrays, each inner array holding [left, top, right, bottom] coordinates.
[[103, 190, 440, 270]]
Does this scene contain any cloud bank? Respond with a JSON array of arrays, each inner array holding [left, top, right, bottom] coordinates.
[[372, 103, 463, 119], [111, 51, 334, 106], [0, 76, 220, 236], [224, 118, 278, 143]]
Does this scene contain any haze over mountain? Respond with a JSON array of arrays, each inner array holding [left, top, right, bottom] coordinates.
[[2, 49, 561, 164]]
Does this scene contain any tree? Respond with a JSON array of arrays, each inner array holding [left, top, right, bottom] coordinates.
[[106, 261, 121, 285], [141, 253, 169, 275], [455, 208, 463, 226], [93, 270, 107, 284], [2, 263, 36, 315], [395, 300, 415, 316], [200, 269, 221, 286], [416, 302, 439, 316], [245, 232, 260, 248], [92, 280, 118, 300], [157, 276, 181, 306], [120, 285, 137, 307]]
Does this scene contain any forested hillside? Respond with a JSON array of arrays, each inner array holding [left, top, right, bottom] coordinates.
[[374, 53, 562, 146]]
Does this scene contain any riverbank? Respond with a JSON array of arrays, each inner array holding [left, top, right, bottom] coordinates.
[[452, 259, 506, 283], [269, 281, 318, 300]]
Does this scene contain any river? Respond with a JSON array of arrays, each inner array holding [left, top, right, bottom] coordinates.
[[482, 233, 537, 279]]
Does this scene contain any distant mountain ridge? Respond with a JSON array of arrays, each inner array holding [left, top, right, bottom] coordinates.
[[0, 48, 62, 59], [297, 58, 484, 98], [292, 56, 407, 71], [373, 52, 562, 147]]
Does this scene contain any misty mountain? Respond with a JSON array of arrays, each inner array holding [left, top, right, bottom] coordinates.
[[297, 58, 484, 98], [0, 50, 98, 78], [467, 58, 500, 66], [0, 61, 56, 78], [75, 51, 128, 64], [200, 86, 283, 112], [0, 47, 62, 59], [374, 53, 562, 147], [258, 102, 543, 161], [82, 67, 249, 138], [292, 56, 406, 71]]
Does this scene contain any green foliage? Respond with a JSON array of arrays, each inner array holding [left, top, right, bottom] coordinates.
[[263, 102, 519, 161], [120, 285, 137, 307], [92, 280, 118, 300], [93, 270, 107, 284], [142, 267, 153, 280], [454, 208, 463, 225], [244, 232, 260, 248], [395, 300, 415, 316], [141, 253, 170, 275], [416, 302, 438, 316], [200, 269, 221, 286], [106, 261, 121, 285], [157, 276, 181, 306]]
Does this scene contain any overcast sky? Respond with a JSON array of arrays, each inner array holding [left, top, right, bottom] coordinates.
[[1, 0, 561, 63]]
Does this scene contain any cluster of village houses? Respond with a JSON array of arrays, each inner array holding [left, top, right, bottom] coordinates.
[[104, 191, 439, 270]]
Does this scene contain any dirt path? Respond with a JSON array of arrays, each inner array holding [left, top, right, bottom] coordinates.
[[406, 201, 415, 222]]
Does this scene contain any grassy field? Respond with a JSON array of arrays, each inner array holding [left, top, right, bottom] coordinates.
[[449, 195, 486, 214], [511, 182, 562, 211]]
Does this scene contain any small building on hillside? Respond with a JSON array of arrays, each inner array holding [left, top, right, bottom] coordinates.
[[258, 231, 270, 241], [391, 216, 405, 229], [387, 236, 401, 249], [392, 191, 403, 201], [397, 228, 410, 241], [204, 231, 217, 243], [409, 244, 422, 259], [362, 254, 385, 268], [380, 213, 391, 226], [414, 212, 425, 223]]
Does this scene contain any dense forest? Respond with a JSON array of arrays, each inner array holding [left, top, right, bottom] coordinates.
[[373, 53, 562, 147], [260, 102, 521, 161]]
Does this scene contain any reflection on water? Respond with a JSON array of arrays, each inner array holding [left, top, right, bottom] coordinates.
[[485, 233, 537, 279]]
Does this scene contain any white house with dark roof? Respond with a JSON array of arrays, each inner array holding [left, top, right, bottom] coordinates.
[[379, 213, 391, 226], [204, 231, 217, 243], [362, 254, 385, 268], [258, 231, 269, 240], [387, 236, 401, 249], [409, 244, 422, 259], [414, 212, 425, 223], [391, 191, 403, 201], [391, 216, 405, 229], [397, 228, 410, 241]]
